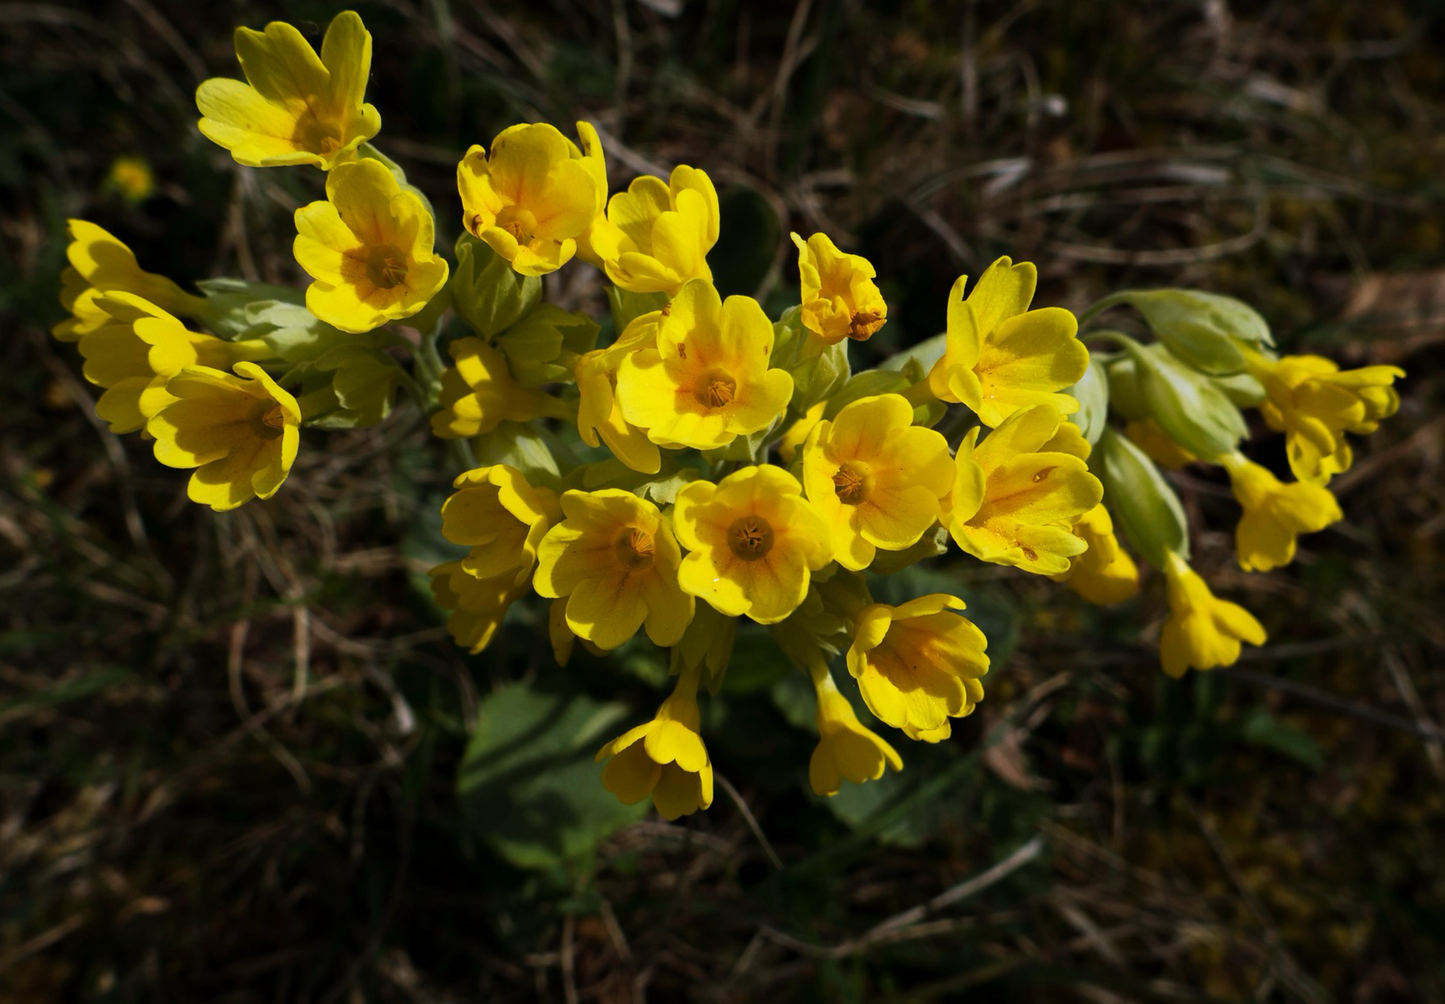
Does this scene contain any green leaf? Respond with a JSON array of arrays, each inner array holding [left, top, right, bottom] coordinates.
[[456, 681, 645, 870], [1239, 708, 1324, 770], [710, 184, 781, 299]]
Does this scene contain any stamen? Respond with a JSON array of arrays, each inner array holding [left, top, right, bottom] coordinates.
[[832, 465, 867, 505], [727, 516, 774, 561]]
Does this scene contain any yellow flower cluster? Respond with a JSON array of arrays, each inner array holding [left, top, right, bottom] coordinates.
[[48, 10, 1408, 822]]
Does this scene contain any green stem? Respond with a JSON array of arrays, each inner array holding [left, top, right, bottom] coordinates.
[[1075, 291, 1133, 328]]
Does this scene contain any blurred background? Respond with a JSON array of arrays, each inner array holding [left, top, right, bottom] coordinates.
[[2, 1, 1443, 1001]]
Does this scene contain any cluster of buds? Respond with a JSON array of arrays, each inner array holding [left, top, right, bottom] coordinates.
[[51, 12, 1405, 819]]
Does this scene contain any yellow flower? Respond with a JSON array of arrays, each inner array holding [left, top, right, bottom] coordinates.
[[534, 490, 694, 649], [430, 337, 571, 439], [615, 279, 794, 451], [575, 311, 664, 474], [846, 594, 989, 742], [1159, 549, 1266, 678], [440, 464, 559, 586], [1125, 417, 1197, 469], [945, 405, 1103, 575], [801, 394, 952, 570], [1220, 453, 1342, 572], [586, 166, 719, 295], [1052, 504, 1140, 605], [808, 664, 902, 796], [293, 159, 448, 333], [776, 401, 826, 464], [77, 292, 272, 434], [146, 362, 301, 511], [596, 666, 713, 820], [55, 220, 207, 342], [926, 257, 1088, 427], [196, 10, 380, 170], [791, 232, 887, 344], [429, 560, 527, 654], [673, 465, 832, 624], [457, 122, 606, 276], [107, 156, 155, 202], [1245, 351, 1405, 484]]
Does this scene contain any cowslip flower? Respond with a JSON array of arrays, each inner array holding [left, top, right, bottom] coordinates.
[[926, 257, 1088, 427], [293, 158, 449, 333], [809, 664, 902, 796], [791, 232, 887, 344], [1245, 351, 1404, 484], [534, 490, 694, 649], [55, 220, 208, 342], [673, 465, 831, 624], [146, 362, 301, 511], [457, 122, 606, 276], [846, 594, 989, 742], [575, 311, 663, 474], [1052, 503, 1140, 605], [801, 394, 952, 570], [596, 666, 713, 820], [1220, 453, 1342, 572], [1159, 549, 1266, 677], [586, 166, 719, 295], [429, 560, 528, 654], [440, 464, 559, 586], [615, 279, 793, 451], [431, 337, 572, 440], [945, 405, 1103, 575], [77, 292, 273, 434], [196, 10, 380, 170]]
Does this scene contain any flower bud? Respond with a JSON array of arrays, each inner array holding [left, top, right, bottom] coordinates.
[[1125, 340, 1247, 462], [494, 305, 598, 387], [451, 234, 540, 338], [1092, 427, 1189, 567]]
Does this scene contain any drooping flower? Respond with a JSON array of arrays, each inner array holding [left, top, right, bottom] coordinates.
[[457, 122, 607, 276], [801, 394, 952, 570], [429, 561, 528, 655], [534, 490, 694, 649], [596, 666, 713, 820], [1159, 549, 1266, 677], [585, 166, 719, 295], [1220, 453, 1342, 572], [55, 220, 208, 342], [791, 232, 887, 344], [196, 10, 380, 170], [672, 465, 832, 624], [575, 311, 663, 474], [615, 279, 793, 451], [430, 337, 572, 440], [1245, 351, 1405, 484], [808, 664, 902, 796], [440, 464, 559, 586], [926, 257, 1089, 427], [146, 362, 301, 511], [293, 158, 449, 333], [1052, 503, 1140, 605], [945, 405, 1103, 575], [846, 594, 989, 742]]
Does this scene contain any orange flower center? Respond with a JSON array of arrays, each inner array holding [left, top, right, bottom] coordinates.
[[250, 399, 288, 441], [695, 369, 737, 409], [727, 515, 774, 561], [365, 243, 409, 289], [832, 461, 870, 505], [849, 310, 884, 341], [615, 527, 656, 568]]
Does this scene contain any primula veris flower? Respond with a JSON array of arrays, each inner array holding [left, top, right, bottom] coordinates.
[[431, 337, 571, 439], [429, 560, 527, 654], [1125, 417, 1197, 469], [55, 220, 208, 342], [457, 122, 606, 276], [146, 362, 300, 511], [1245, 351, 1404, 484], [791, 232, 887, 344], [440, 464, 559, 586], [846, 594, 989, 742], [1052, 503, 1140, 605], [1221, 453, 1342, 572], [926, 257, 1088, 427], [1159, 549, 1266, 677], [616, 279, 793, 451], [196, 10, 380, 170], [809, 666, 902, 796], [945, 405, 1103, 575], [575, 311, 663, 474], [534, 490, 694, 649], [586, 166, 719, 295], [801, 394, 952, 570], [673, 465, 831, 624], [294, 159, 449, 333], [596, 667, 713, 820], [107, 156, 155, 203], [78, 292, 272, 434]]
